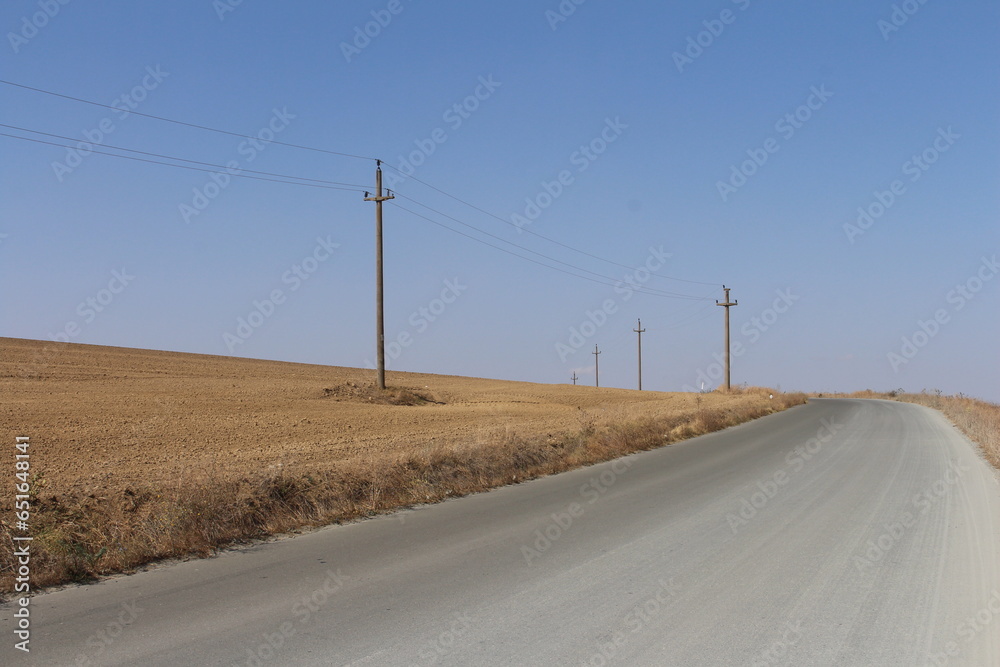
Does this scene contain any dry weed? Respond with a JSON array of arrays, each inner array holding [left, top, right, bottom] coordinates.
[[0, 390, 805, 594]]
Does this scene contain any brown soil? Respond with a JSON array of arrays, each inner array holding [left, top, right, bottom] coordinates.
[[1, 337, 762, 495], [1, 337, 805, 591]]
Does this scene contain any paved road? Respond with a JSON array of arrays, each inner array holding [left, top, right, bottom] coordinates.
[[4, 399, 999, 665]]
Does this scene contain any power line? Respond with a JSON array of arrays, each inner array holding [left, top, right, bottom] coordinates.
[[660, 302, 717, 330], [2, 78, 723, 290], [390, 195, 711, 300], [6, 115, 716, 300], [0, 79, 377, 162], [390, 201, 633, 291], [386, 167, 719, 287], [390, 202, 708, 300], [389, 201, 712, 301], [0, 123, 370, 190], [6, 121, 701, 300], [0, 132, 367, 193]]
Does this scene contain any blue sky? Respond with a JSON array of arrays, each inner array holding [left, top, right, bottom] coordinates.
[[2, 0, 998, 400]]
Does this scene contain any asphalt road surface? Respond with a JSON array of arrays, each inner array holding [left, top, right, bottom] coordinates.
[[4, 398, 999, 666]]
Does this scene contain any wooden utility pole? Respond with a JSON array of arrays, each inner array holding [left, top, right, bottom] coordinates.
[[364, 161, 394, 390], [593, 344, 601, 387], [633, 318, 646, 391], [571, 372, 578, 385], [715, 286, 738, 392]]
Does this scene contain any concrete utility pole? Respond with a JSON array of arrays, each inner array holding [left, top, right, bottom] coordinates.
[[364, 160, 394, 390], [716, 286, 738, 392], [571, 372, 578, 386], [593, 345, 601, 388], [633, 318, 646, 391]]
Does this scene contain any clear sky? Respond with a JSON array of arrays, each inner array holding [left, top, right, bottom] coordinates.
[[2, 1, 998, 400]]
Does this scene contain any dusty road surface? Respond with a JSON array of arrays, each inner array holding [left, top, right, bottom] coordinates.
[[3, 398, 998, 665], [0, 337, 771, 495]]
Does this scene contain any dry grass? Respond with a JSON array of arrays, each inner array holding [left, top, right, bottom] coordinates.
[[0, 390, 805, 595], [821, 389, 1000, 470]]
